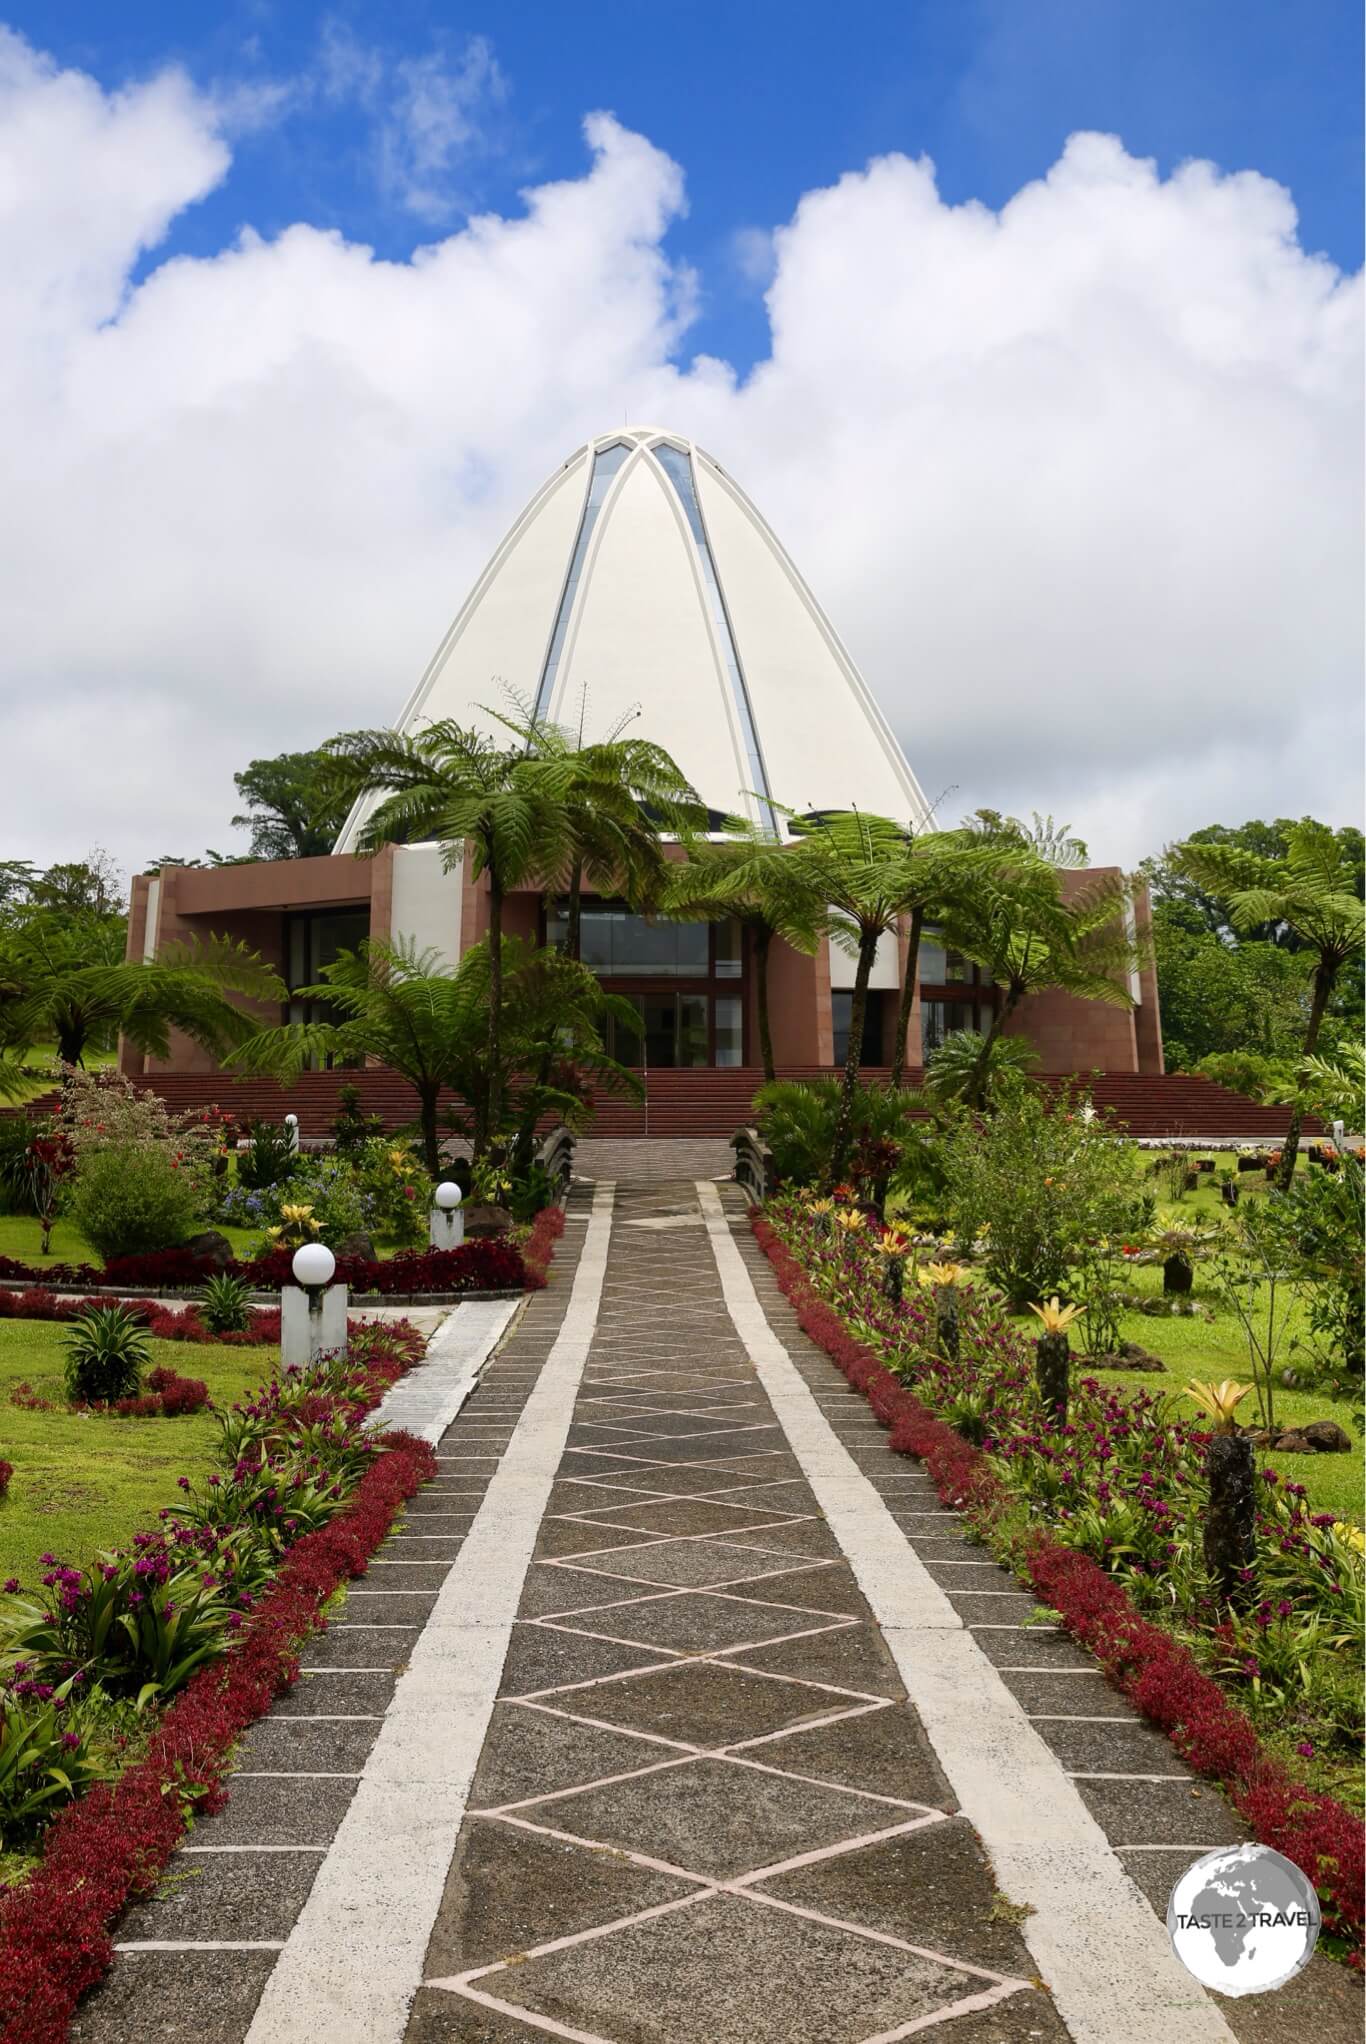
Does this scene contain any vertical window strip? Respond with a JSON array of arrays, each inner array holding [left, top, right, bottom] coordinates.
[[531, 441, 632, 723], [653, 443, 777, 830]]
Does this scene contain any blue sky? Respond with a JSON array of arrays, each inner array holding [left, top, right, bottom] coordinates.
[[15, 0, 1363, 373], [4, 4, 1361, 866]]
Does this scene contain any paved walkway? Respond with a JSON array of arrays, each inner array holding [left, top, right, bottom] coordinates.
[[74, 1181, 1361, 2044]]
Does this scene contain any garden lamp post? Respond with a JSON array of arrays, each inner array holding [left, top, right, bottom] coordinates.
[[284, 1112, 300, 1156], [282, 1240, 346, 1366], [431, 1181, 464, 1251]]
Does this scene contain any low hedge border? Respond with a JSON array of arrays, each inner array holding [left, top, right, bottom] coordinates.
[[750, 1211, 1365, 1965], [0, 1205, 568, 1318]]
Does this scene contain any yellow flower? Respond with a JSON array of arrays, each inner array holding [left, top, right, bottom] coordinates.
[[1029, 1296, 1081, 1336], [919, 1261, 971, 1289], [1331, 1521, 1365, 1557], [804, 1198, 834, 1216], [872, 1228, 910, 1259], [835, 1208, 867, 1233], [280, 1202, 315, 1223], [1184, 1379, 1253, 1433]]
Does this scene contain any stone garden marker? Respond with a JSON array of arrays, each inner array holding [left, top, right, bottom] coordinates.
[[430, 1181, 464, 1250], [281, 1240, 347, 1366]]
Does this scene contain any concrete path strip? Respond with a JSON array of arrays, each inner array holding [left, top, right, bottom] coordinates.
[[696, 1181, 1238, 2044], [245, 1185, 615, 2044], [366, 1296, 521, 1446]]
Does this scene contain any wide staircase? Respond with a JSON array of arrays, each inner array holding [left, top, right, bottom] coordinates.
[[20, 1066, 1321, 1142]]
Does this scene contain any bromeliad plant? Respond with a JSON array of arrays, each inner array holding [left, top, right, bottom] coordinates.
[[1028, 1296, 1080, 1425], [62, 1305, 152, 1406], [1187, 1379, 1258, 1610]]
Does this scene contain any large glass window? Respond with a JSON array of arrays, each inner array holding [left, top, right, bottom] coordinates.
[[919, 998, 981, 1059], [284, 908, 369, 1063], [608, 994, 713, 1068], [919, 928, 971, 984], [549, 904, 711, 976], [714, 916, 742, 977]]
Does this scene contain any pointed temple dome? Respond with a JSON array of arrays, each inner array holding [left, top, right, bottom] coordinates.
[[335, 427, 927, 849]]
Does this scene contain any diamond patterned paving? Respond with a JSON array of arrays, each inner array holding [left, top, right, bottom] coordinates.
[[443, 1892, 1019, 2044], [416, 1180, 1040, 2044]]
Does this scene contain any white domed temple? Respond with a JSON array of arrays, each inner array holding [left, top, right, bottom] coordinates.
[[125, 428, 1168, 1130], [337, 428, 928, 846]]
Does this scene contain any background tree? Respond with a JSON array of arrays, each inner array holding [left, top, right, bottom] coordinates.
[[232, 747, 353, 860], [319, 722, 571, 1154], [1177, 820, 1365, 1184]]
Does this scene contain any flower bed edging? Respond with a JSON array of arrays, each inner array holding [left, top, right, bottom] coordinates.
[[0, 1426, 437, 2044], [750, 1211, 1365, 1964]]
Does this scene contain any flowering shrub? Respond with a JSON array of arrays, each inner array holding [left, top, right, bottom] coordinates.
[[353, 1136, 433, 1248], [522, 1205, 566, 1289], [755, 1203, 1365, 1960], [938, 1082, 1153, 1306], [107, 1367, 210, 1419], [67, 1146, 208, 1263]]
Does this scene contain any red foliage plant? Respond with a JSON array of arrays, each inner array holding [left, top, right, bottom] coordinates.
[[0, 1459, 10, 1499], [749, 1212, 1365, 1964], [0, 1238, 532, 1298]]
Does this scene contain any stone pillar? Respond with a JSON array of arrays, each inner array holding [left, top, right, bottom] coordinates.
[[430, 1183, 465, 1250], [280, 1283, 349, 1366]]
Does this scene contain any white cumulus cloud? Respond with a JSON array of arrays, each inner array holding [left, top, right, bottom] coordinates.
[[0, 26, 1359, 876]]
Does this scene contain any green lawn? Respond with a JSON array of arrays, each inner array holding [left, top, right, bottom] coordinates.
[[1006, 1257, 1363, 1525], [0, 1320, 277, 1590], [0, 1213, 262, 1268]]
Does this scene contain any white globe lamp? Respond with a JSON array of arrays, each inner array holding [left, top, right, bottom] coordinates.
[[435, 1182, 463, 1211], [292, 1242, 336, 1292]]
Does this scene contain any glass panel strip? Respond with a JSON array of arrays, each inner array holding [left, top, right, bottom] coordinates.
[[653, 444, 776, 830], [532, 442, 632, 723]]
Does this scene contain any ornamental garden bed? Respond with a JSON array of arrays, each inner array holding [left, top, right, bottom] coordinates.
[[0, 1323, 435, 2041], [754, 1199, 1365, 1964], [0, 1205, 565, 1307]]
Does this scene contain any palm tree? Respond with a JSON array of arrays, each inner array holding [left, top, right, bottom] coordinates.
[[0, 911, 282, 1093], [490, 703, 708, 958], [759, 808, 919, 1182], [233, 935, 638, 1174], [663, 828, 825, 1082], [1178, 821, 1365, 1185], [321, 723, 572, 1154], [939, 853, 1139, 1108], [884, 824, 993, 1090]]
